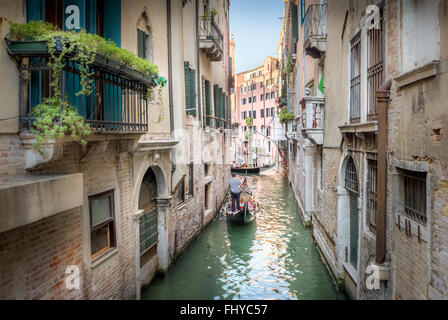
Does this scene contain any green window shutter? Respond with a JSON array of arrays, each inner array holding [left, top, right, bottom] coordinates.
[[213, 85, 219, 118], [184, 62, 196, 116]]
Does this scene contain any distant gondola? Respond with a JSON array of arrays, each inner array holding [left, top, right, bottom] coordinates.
[[231, 165, 269, 174]]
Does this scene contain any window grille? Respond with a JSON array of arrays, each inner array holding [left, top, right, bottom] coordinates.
[[350, 33, 361, 123], [403, 170, 427, 224], [345, 157, 358, 193], [367, 8, 384, 121], [367, 160, 377, 233]]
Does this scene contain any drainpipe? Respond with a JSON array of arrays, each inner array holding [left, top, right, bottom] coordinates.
[[195, 0, 202, 125], [376, 79, 391, 264], [167, 0, 174, 133]]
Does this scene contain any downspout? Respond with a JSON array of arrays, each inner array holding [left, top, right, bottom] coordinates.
[[376, 79, 391, 264], [195, 0, 202, 125], [167, 0, 174, 133]]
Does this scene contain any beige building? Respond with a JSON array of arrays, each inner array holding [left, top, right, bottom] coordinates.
[[281, 0, 448, 300], [0, 0, 231, 300]]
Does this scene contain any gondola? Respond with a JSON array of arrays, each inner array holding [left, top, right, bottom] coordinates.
[[231, 165, 270, 174], [225, 184, 256, 225], [226, 201, 256, 225]]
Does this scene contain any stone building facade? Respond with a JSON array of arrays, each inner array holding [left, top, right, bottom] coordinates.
[[0, 0, 231, 300], [280, 0, 448, 300]]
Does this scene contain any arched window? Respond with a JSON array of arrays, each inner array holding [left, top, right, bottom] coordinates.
[[137, 9, 152, 61], [345, 157, 359, 269]]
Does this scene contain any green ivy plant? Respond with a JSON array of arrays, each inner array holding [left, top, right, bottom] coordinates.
[[8, 21, 167, 150], [245, 116, 253, 126]]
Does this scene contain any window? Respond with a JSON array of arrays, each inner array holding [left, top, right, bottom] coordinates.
[[300, 0, 305, 25], [205, 183, 211, 210], [367, 160, 377, 233], [248, 110, 252, 118], [271, 107, 274, 117], [261, 109, 265, 118], [260, 81, 264, 88], [367, 7, 384, 121], [261, 125, 265, 134], [204, 163, 210, 176], [253, 126, 257, 133], [177, 178, 185, 204], [184, 62, 197, 116], [260, 94, 264, 101], [266, 93, 269, 100], [89, 190, 116, 259], [203, 78, 212, 125], [139, 207, 158, 265], [403, 170, 427, 224], [248, 97, 252, 104], [188, 162, 194, 198], [137, 29, 149, 59], [271, 92, 275, 99], [252, 83, 256, 90], [266, 127, 271, 137], [266, 108, 270, 117], [253, 110, 256, 119], [350, 33, 361, 123], [253, 96, 256, 103], [243, 111, 247, 119], [240, 87, 243, 94]]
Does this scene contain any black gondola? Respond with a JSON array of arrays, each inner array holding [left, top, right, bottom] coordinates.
[[226, 201, 256, 225], [231, 165, 270, 174]]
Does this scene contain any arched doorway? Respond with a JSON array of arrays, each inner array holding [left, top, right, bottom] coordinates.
[[344, 157, 359, 269], [138, 168, 158, 267]]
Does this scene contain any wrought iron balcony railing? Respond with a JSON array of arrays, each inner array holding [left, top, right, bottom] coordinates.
[[8, 40, 154, 134], [205, 115, 230, 130], [303, 4, 327, 57], [199, 18, 224, 61]]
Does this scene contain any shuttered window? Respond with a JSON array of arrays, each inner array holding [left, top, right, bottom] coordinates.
[[137, 29, 148, 59], [184, 62, 197, 116], [203, 78, 212, 125]]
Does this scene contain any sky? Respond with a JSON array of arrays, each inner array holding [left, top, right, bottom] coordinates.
[[230, 0, 284, 74]]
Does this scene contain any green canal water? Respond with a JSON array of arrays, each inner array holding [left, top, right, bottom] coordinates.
[[142, 171, 346, 300]]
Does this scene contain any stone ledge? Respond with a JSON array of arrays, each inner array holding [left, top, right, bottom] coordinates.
[[0, 173, 83, 233], [395, 61, 439, 88]]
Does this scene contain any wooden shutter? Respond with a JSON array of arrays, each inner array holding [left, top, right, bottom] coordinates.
[[184, 62, 196, 116]]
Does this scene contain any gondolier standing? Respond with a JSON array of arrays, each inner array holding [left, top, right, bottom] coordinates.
[[252, 152, 258, 167], [229, 173, 242, 212]]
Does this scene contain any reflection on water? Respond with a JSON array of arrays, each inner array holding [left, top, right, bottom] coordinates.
[[142, 171, 346, 300]]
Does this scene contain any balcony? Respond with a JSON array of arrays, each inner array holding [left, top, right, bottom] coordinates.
[[199, 18, 224, 62], [303, 4, 327, 59], [205, 115, 230, 130], [300, 91, 325, 145], [7, 40, 155, 134]]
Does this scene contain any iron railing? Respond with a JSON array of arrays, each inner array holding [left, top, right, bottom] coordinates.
[[201, 18, 224, 56], [139, 208, 158, 254], [304, 4, 327, 44], [14, 50, 151, 133], [205, 115, 230, 129]]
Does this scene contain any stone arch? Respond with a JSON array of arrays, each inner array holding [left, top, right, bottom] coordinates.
[[133, 163, 168, 213]]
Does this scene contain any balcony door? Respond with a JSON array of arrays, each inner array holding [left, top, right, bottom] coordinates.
[[26, 0, 122, 126]]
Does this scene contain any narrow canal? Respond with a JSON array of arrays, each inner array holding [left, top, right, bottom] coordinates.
[[142, 171, 346, 300]]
